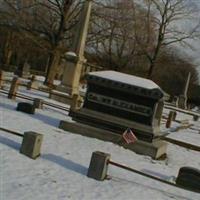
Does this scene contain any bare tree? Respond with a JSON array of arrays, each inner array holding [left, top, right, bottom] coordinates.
[[135, 0, 200, 78], [87, 0, 154, 72], [0, 0, 82, 86]]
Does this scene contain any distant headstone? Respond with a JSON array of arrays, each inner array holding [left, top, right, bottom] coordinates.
[[21, 62, 30, 78], [20, 131, 43, 159], [17, 102, 35, 114]]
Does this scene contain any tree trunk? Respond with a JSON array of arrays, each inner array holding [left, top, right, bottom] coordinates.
[[147, 61, 154, 79], [2, 31, 13, 66], [4, 49, 12, 66], [44, 50, 60, 86]]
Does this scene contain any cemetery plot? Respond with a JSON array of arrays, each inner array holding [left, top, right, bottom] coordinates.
[[0, 89, 200, 200]]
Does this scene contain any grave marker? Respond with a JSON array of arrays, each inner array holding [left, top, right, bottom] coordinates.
[[8, 76, 20, 100], [20, 131, 43, 159], [60, 71, 167, 159]]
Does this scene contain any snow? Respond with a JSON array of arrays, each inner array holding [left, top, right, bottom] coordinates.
[[89, 71, 160, 89], [0, 91, 200, 200]]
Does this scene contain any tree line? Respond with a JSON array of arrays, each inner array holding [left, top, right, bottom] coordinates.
[[0, 0, 199, 100]]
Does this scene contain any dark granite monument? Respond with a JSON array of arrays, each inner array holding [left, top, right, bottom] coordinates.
[[60, 71, 167, 159]]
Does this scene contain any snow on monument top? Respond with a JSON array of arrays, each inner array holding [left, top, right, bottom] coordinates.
[[88, 70, 160, 90]]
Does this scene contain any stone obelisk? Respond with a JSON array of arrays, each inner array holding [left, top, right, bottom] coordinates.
[[178, 72, 191, 109], [57, 0, 92, 95]]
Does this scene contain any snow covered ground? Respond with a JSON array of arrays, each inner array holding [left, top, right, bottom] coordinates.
[[0, 91, 200, 200]]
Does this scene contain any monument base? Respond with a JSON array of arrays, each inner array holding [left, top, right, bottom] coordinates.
[[59, 120, 167, 159], [69, 108, 163, 142]]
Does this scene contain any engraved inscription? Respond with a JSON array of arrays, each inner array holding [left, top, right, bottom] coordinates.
[[87, 92, 152, 117]]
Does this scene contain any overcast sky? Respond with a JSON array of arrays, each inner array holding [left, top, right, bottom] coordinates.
[[185, 0, 200, 76]]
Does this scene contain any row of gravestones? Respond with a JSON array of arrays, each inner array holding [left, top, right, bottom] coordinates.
[[1, 69, 199, 193], [0, 74, 44, 159], [15, 99, 45, 159], [0, 70, 38, 96], [87, 151, 200, 193]]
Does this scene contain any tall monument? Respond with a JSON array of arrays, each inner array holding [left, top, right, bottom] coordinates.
[[53, 0, 92, 100], [178, 72, 191, 109]]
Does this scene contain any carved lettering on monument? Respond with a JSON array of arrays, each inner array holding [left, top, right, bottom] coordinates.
[[87, 92, 152, 117]]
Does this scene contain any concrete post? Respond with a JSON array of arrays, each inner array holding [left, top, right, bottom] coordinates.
[[33, 98, 43, 109], [27, 75, 36, 90], [20, 131, 43, 159], [0, 70, 3, 88], [166, 111, 176, 128], [8, 76, 20, 100], [87, 151, 110, 181], [59, 0, 92, 95]]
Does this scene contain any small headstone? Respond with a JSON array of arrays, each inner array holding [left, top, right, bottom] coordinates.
[[21, 62, 30, 78], [20, 131, 43, 159], [17, 102, 35, 114], [87, 151, 110, 181], [8, 76, 20, 100], [176, 166, 200, 192], [33, 98, 43, 109]]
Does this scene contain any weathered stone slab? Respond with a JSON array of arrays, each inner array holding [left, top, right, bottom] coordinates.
[[59, 120, 167, 159], [87, 151, 110, 181], [17, 102, 35, 114], [20, 131, 43, 159]]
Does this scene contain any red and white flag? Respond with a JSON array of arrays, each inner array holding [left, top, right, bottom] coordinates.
[[122, 128, 137, 144]]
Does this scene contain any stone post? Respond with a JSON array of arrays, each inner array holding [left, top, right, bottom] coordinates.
[[0, 70, 3, 88], [87, 151, 110, 181], [20, 131, 43, 159], [178, 73, 191, 109], [27, 75, 36, 90], [166, 111, 176, 128], [58, 0, 92, 95], [33, 98, 43, 109], [8, 76, 20, 100]]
